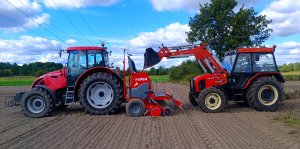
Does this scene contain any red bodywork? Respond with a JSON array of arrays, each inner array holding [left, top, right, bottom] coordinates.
[[67, 46, 105, 51], [153, 43, 280, 93], [124, 48, 183, 116], [126, 71, 183, 116], [156, 43, 228, 92], [32, 69, 67, 91]]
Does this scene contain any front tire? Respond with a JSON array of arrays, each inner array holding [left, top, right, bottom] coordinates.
[[21, 90, 54, 118], [197, 87, 226, 113], [246, 77, 283, 111], [79, 72, 122, 115]]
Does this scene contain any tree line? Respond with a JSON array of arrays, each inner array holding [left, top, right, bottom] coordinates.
[[0, 62, 63, 77], [279, 63, 300, 72]]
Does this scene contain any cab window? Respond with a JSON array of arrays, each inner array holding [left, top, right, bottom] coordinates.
[[234, 54, 251, 73], [252, 53, 276, 72], [87, 50, 104, 68], [68, 51, 87, 69]]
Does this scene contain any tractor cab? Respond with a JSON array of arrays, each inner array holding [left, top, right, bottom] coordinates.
[[223, 47, 284, 89], [66, 46, 110, 86]]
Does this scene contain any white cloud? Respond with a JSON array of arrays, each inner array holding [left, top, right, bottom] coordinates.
[[42, 0, 119, 9], [275, 41, 300, 65], [151, 0, 259, 11], [128, 22, 190, 53], [0, 36, 66, 64], [125, 22, 196, 69], [0, 0, 49, 31], [261, 0, 300, 36], [66, 39, 77, 44]]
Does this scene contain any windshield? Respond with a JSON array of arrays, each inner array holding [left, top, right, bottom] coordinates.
[[222, 54, 236, 72]]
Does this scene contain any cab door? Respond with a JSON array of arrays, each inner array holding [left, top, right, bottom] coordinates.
[[67, 50, 87, 86], [231, 53, 253, 88]]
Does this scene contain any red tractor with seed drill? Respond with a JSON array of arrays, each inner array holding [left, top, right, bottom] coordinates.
[[11, 44, 182, 118], [144, 43, 284, 112]]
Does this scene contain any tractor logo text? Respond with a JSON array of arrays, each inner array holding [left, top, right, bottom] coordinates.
[[135, 77, 148, 82]]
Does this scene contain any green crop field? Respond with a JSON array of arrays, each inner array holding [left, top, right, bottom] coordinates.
[[0, 76, 35, 86], [149, 75, 169, 83], [281, 71, 300, 81]]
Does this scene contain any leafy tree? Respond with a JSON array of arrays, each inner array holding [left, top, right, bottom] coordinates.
[[0, 69, 13, 77], [187, 0, 272, 59], [35, 70, 48, 77]]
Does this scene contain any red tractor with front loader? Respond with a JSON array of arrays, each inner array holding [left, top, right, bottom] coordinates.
[[144, 43, 284, 112], [12, 44, 182, 118]]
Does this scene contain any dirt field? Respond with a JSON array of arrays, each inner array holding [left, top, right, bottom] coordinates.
[[0, 83, 299, 149]]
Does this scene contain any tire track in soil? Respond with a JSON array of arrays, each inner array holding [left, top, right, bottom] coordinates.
[[51, 115, 97, 149], [79, 116, 115, 148], [125, 117, 145, 149], [165, 83, 222, 148], [113, 117, 139, 149], [0, 115, 62, 148], [165, 83, 300, 149], [91, 116, 126, 148], [6, 115, 83, 148], [200, 112, 268, 148], [232, 112, 300, 148], [86, 116, 123, 149]]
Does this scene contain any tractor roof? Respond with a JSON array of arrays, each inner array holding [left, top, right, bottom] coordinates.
[[237, 47, 274, 53], [225, 47, 275, 55], [66, 46, 105, 51]]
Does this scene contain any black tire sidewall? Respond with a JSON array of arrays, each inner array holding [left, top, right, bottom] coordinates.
[[250, 79, 282, 111], [80, 73, 121, 114], [126, 99, 145, 117], [21, 90, 51, 118], [198, 88, 226, 113]]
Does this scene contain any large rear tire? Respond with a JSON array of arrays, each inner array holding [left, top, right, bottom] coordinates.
[[21, 90, 54, 118], [79, 72, 122, 115], [189, 91, 198, 106], [197, 87, 226, 113], [246, 77, 283, 111]]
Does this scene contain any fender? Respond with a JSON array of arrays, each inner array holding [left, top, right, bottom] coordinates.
[[243, 72, 285, 89], [74, 66, 123, 101], [33, 85, 60, 105]]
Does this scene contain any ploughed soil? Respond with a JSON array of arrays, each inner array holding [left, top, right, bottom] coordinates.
[[0, 82, 299, 149]]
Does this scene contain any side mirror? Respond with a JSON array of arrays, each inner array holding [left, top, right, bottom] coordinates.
[[58, 49, 66, 58], [58, 50, 62, 58], [109, 51, 112, 56]]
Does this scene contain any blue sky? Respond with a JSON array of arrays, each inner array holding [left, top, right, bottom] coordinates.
[[0, 0, 299, 69]]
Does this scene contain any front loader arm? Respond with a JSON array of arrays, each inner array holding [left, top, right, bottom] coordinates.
[[153, 43, 226, 74]]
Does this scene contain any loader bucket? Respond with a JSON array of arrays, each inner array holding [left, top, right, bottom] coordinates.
[[143, 48, 161, 69]]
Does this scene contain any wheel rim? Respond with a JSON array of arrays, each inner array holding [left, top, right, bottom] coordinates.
[[258, 85, 278, 106], [27, 95, 46, 114], [130, 103, 142, 114], [204, 93, 222, 110], [87, 82, 114, 109]]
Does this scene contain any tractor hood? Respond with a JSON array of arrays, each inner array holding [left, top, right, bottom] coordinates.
[[32, 69, 67, 91], [40, 69, 66, 78]]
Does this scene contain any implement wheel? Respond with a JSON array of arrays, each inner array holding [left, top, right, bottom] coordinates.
[[126, 98, 145, 117]]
